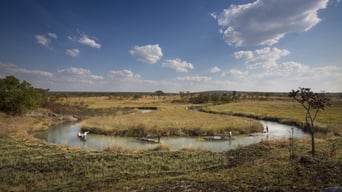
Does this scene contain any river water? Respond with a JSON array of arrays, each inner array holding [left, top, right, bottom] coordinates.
[[45, 120, 308, 152]]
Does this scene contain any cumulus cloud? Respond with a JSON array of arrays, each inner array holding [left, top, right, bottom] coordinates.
[[223, 69, 249, 78], [0, 62, 53, 77], [58, 67, 103, 84], [330, 0, 341, 6], [108, 69, 141, 79], [176, 76, 212, 82], [162, 58, 194, 72], [35, 35, 50, 48], [78, 34, 101, 48], [47, 32, 57, 39], [130, 44, 163, 64], [234, 47, 290, 69], [219, 62, 341, 92], [65, 49, 80, 57], [35, 32, 58, 48], [210, 66, 221, 73], [214, 0, 329, 46], [281, 61, 310, 74], [265, 62, 338, 80]]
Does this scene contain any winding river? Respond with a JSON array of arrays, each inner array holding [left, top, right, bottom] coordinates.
[[45, 120, 308, 152]]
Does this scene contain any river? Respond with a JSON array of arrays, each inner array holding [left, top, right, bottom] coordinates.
[[45, 120, 308, 152]]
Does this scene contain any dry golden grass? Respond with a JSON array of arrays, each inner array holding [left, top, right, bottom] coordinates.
[[81, 104, 262, 136], [0, 113, 44, 136], [59, 95, 179, 109]]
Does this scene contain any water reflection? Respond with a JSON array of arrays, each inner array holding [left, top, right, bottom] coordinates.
[[45, 120, 308, 152]]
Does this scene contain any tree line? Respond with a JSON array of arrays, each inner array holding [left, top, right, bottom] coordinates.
[[177, 91, 240, 104]]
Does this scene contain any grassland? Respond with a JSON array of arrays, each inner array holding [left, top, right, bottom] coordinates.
[[204, 98, 342, 135], [0, 94, 341, 191], [81, 104, 263, 137], [0, 134, 341, 191]]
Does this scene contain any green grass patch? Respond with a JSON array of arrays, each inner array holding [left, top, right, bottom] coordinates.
[[2, 135, 339, 191]]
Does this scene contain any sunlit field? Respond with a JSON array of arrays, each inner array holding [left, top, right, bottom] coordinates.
[[206, 98, 342, 135], [0, 134, 341, 191], [1, 93, 341, 191], [58, 95, 178, 109], [81, 104, 263, 136]]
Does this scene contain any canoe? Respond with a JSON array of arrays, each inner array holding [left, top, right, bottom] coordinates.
[[138, 137, 160, 143]]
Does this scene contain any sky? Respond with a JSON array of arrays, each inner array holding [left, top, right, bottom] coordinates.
[[0, 0, 341, 93]]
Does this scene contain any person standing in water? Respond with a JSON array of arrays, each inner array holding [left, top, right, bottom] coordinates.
[[264, 125, 269, 134], [157, 132, 161, 143]]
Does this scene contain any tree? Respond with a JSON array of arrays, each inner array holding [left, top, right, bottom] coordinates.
[[155, 90, 165, 99], [289, 87, 330, 157], [0, 75, 47, 115]]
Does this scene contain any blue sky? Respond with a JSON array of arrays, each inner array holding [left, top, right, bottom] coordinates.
[[0, 0, 341, 92]]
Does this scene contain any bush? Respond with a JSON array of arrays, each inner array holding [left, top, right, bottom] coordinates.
[[0, 75, 47, 115]]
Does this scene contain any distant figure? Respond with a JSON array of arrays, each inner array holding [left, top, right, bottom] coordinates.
[[157, 132, 161, 143], [228, 131, 232, 139], [264, 126, 269, 134], [78, 131, 89, 140]]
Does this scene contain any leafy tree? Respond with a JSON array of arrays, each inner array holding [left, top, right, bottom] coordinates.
[[289, 87, 330, 157], [155, 90, 165, 99], [0, 75, 47, 115], [132, 94, 142, 100], [155, 90, 164, 96]]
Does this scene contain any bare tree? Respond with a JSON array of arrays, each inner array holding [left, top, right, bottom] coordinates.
[[289, 87, 330, 157]]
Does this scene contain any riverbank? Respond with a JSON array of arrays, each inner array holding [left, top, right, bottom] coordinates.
[[0, 134, 341, 191], [80, 105, 263, 137], [204, 99, 342, 136], [1, 95, 341, 191], [44, 120, 307, 152], [0, 110, 79, 138]]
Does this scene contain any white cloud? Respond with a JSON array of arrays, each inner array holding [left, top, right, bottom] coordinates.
[[223, 69, 248, 79], [209, 12, 217, 19], [35, 32, 58, 48], [176, 76, 211, 82], [162, 58, 194, 72], [66, 49, 80, 57], [58, 67, 104, 84], [130, 44, 163, 64], [47, 32, 57, 39], [0, 62, 53, 77], [214, 0, 329, 46], [210, 66, 221, 73], [234, 47, 290, 69], [108, 69, 141, 79], [281, 61, 310, 74], [78, 34, 101, 48], [67, 36, 75, 41], [35, 35, 51, 48], [274, 62, 339, 81], [330, 0, 341, 6]]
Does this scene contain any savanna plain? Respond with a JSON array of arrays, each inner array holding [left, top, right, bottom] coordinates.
[[0, 92, 341, 191]]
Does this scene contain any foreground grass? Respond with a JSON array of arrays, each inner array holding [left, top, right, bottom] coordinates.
[[81, 105, 263, 136], [0, 135, 341, 191]]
